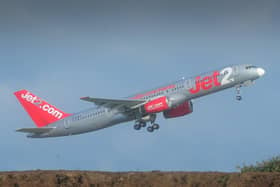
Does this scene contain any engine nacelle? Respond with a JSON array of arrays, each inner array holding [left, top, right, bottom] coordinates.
[[168, 94, 187, 108], [144, 94, 188, 114], [144, 96, 170, 113], [163, 101, 193, 119]]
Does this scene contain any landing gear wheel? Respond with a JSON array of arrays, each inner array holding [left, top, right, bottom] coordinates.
[[235, 85, 242, 101], [147, 126, 154, 133], [152, 124, 160, 130], [236, 96, 242, 101], [134, 124, 141, 130], [140, 122, 147, 128]]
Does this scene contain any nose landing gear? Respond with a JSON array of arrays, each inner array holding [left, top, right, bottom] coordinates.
[[236, 85, 242, 101], [236, 96, 242, 101]]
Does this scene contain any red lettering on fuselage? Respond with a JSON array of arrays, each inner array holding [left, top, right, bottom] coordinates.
[[189, 71, 221, 94]]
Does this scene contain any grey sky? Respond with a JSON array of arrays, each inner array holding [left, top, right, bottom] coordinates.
[[0, 0, 279, 171]]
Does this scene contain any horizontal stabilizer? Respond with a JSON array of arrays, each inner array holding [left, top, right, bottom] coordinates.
[[16, 127, 55, 134]]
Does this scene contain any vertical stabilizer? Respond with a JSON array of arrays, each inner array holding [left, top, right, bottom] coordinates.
[[14, 90, 71, 127]]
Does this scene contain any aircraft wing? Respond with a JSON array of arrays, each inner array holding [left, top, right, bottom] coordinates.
[[80, 97, 146, 109], [16, 127, 55, 134]]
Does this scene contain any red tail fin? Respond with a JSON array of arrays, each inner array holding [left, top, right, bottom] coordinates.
[[14, 90, 71, 127]]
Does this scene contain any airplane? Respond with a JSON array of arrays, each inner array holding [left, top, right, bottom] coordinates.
[[14, 64, 265, 138]]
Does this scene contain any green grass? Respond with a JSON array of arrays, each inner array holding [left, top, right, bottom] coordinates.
[[238, 156, 280, 173]]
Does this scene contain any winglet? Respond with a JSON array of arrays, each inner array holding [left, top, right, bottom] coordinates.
[[80, 97, 90, 101]]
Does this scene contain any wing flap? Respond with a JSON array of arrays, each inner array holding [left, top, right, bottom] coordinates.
[[16, 127, 55, 134]]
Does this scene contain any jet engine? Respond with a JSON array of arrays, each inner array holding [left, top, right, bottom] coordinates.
[[163, 101, 193, 118], [144, 94, 187, 114], [144, 96, 170, 113]]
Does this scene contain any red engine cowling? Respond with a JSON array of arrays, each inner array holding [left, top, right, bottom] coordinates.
[[163, 101, 193, 118], [144, 96, 170, 113]]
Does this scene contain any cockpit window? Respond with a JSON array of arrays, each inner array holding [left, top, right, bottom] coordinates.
[[245, 65, 257, 70]]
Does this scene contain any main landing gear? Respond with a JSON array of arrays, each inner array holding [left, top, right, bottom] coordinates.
[[134, 121, 160, 133], [147, 123, 160, 133], [134, 121, 146, 130], [133, 114, 160, 133]]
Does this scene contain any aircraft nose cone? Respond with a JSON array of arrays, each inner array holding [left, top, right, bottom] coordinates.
[[257, 68, 266, 77]]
